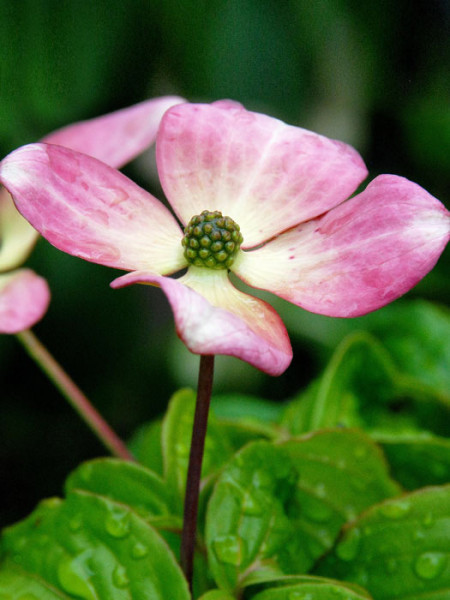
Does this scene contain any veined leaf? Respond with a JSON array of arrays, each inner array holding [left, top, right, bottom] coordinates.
[[0, 490, 189, 599], [316, 485, 450, 600]]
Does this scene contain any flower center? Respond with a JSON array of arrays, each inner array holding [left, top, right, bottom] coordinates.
[[182, 210, 243, 270]]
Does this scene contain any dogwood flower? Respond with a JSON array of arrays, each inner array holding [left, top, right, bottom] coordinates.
[[0, 96, 183, 333], [1, 100, 448, 374]]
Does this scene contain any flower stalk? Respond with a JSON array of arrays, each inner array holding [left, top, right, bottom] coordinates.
[[16, 329, 134, 461], [180, 354, 215, 590]]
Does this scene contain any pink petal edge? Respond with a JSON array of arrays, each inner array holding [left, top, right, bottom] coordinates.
[[234, 175, 450, 317], [0, 269, 50, 333], [0, 144, 186, 274], [111, 269, 292, 376], [157, 101, 368, 247], [44, 95, 185, 169]]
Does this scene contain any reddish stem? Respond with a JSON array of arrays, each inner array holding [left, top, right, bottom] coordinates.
[[180, 354, 215, 591]]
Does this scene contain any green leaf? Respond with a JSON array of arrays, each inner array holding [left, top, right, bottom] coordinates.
[[248, 575, 372, 600], [128, 420, 164, 475], [65, 458, 179, 530], [197, 591, 237, 600], [281, 330, 449, 438], [280, 332, 398, 435], [161, 388, 239, 513], [0, 490, 190, 599], [212, 394, 284, 424], [205, 441, 297, 593], [206, 431, 398, 593], [0, 560, 68, 599], [276, 429, 400, 574], [284, 300, 450, 407], [316, 485, 450, 600], [375, 432, 450, 490], [360, 301, 450, 407]]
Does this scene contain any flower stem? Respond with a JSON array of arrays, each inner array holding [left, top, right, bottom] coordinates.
[[180, 354, 215, 591], [16, 329, 134, 461]]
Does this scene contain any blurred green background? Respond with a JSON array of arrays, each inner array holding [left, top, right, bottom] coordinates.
[[1, 0, 449, 527]]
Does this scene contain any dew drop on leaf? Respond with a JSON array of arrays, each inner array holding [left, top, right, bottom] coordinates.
[[104, 507, 131, 538], [242, 492, 264, 516], [57, 551, 95, 600], [252, 469, 274, 491], [112, 564, 130, 588], [414, 551, 447, 580], [213, 535, 246, 566], [336, 527, 361, 562], [131, 541, 149, 559]]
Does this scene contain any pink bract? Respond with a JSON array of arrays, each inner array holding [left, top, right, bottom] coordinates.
[[0, 95, 184, 333], [1, 100, 448, 373]]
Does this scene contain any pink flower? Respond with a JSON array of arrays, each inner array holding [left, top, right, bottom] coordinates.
[[0, 96, 183, 333], [1, 101, 448, 374]]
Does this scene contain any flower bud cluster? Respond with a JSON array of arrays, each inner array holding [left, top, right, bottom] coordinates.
[[182, 210, 243, 269]]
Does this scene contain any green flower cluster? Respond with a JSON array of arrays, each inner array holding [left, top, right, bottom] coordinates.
[[182, 210, 243, 269]]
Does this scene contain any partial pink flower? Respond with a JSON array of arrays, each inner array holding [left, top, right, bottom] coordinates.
[[1, 101, 448, 373], [0, 96, 184, 333]]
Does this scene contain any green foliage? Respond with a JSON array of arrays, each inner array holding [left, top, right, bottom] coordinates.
[[1, 313, 449, 598], [0, 492, 189, 599], [316, 486, 450, 600], [247, 575, 372, 600]]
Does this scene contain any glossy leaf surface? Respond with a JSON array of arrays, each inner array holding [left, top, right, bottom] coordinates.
[[0, 490, 189, 599], [316, 485, 450, 600]]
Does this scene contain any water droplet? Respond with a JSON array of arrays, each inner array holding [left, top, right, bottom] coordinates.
[[131, 542, 149, 559], [68, 514, 83, 532], [112, 564, 130, 588], [315, 483, 326, 498], [252, 469, 273, 491], [105, 507, 131, 538], [413, 529, 425, 543], [414, 552, 447, 580], [242, 492, 263, 516], [57, 550, 95, 600], [336, 528, 361, 562], [379, 499, 411, 519], [213, 535, 246, 566]]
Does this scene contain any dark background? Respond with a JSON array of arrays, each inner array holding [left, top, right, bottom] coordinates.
[[1, 0, 449, 527]]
